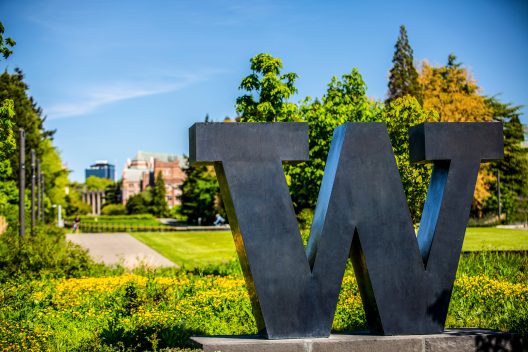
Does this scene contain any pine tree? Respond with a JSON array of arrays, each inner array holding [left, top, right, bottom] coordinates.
[[179, 160, 221, 225], [387, 25, 421, 104], [151, 171, 168, 217], [485, 98, 528, 221]]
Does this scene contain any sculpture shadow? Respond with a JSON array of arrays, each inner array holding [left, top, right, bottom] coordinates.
[[474, 333, 525, 352], [99, 321, 203, 350], [426, 289, 451, 327]]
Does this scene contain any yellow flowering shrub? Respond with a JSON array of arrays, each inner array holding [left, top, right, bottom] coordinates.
[[456, 275, 528, 302], [1, 264, 526, 351]]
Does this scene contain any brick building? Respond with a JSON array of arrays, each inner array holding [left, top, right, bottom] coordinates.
[[122, 151, 186, 208]]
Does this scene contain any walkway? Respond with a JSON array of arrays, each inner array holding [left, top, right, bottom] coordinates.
[[66, 233, 177, 269]]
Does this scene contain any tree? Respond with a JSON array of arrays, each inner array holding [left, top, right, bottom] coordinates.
[[126, 192, 150, 215], [236, 53, 298, 122], [0, 69, 55, 184], [104, 181, 122, 205], [0, 99, 15, 179], [179, 158, 222, 225], [64, 190, 91, 217], [387, 25, 421, 104], [151, 171, 169, 217], [484, 98, 528, 221], [0, 22, 17, 221], [84, 176, 114, 191], [419, 55, 492, 122], [0, 99, 17, 221], [0, 21, 16, 60], [419, 55, 494, 215], [1, 24, 66, 224], [40, 139, 69, 219], [382, 96, 439, 222], [288, 69, 383, 211]]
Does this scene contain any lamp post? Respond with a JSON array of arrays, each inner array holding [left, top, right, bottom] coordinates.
[[497, 169, 501, 222], [37, 160, 41, 222], [52, 204, 64, 228], [31, 149, 36, 234], [18, 129, 25, 237], [41, 172, 45, 224]]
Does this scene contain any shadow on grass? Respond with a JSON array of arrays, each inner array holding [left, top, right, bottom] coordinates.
[[100, 322, 203, 351]]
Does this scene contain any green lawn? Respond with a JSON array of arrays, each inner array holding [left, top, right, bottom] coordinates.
[[132, 231, 236, 268], [133, 227, 528, 268], [463, 227, 528, 251]]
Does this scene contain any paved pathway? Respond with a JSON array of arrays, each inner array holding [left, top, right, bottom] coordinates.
[[66, 233, 177, 268]]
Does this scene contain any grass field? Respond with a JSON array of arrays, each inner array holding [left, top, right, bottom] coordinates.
[[133, 227, 527, 268], [132, 231, 236, 268], [463, 227, 528, 251]]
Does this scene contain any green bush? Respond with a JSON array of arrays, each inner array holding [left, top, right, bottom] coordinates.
[[0, 232, 526, 351], [68, 214, 157, 222], [126, 193, 151, 215], [296, 208, 314, 231], [1, 254, 526, 351], [0, 225, 103, 281], [101, 204, 127, 216], [67, 214, 162, 229]]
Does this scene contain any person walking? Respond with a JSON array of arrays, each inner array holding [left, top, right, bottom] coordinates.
[[214, 214, 225, 226], [72, 215, 81, 233]]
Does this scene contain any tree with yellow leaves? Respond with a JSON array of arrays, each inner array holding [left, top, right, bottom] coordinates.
[[419, 54, 494, 216], [419, 54, 492, 122]]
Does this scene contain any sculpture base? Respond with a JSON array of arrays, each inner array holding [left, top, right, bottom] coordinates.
[[192, 329, 524, 352]]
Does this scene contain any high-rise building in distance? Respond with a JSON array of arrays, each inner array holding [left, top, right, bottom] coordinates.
[[85, 160, 115, 181]]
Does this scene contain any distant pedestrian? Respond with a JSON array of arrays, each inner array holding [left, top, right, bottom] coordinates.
[[72, 215, 81, 233], [214, 214, 225, 226]]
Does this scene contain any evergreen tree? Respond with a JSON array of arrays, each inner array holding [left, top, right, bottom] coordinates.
[[179, 158, 222, 225], [387, 25, 421, 104], [104, 181, 122, 205], [126, 193, 149, 215], [484, 98, 528, 221], [151, 171, 169, 217]]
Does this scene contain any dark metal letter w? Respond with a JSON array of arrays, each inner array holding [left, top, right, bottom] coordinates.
[[189, 122, 503, 339]]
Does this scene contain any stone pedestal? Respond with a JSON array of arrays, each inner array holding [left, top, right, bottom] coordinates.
[[192, 329, 524, 352]]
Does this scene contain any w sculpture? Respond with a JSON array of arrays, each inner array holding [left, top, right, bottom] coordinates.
[[189, 122, 503, 339]]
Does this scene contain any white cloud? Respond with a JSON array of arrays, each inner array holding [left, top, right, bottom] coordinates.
[[46, 71, 220, 119]]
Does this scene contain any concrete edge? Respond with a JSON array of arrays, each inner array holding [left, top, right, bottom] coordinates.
[[192, 329, 526, 352]]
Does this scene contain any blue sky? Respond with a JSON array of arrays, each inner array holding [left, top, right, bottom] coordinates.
[[1, 0, 527, 181]]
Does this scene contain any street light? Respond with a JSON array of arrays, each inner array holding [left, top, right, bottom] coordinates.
[[52, 204, 64, 228]]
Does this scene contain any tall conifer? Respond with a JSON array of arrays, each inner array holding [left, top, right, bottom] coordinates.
[[387, 25, 421, 104], [151, 171, 169, 217]]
